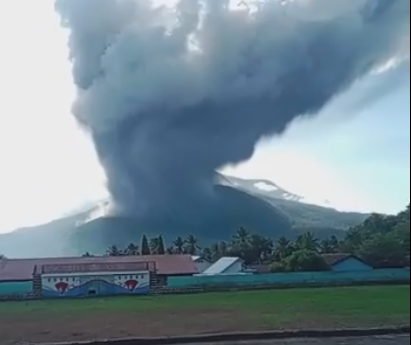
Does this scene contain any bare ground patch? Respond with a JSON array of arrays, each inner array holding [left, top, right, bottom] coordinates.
[[0, 309, 409, 345]]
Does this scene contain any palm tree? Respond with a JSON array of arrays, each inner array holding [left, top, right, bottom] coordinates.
[[107, 245, 122, 256], [249, 234, 273, 263], [233, 227, 252, 248], [345, 227, 365, 251], [149, 238, 160, 254], [210, 242, 221, 261], [329, 236, 341, 252], [125, 243, 139, 256], [275, 236, 293, 260], [202, 247, 213, 261], [157, 236, 166, 255], [166, 246, 175, 255], [295, 232, 319, 252], [219, 241, 229, 257], [320, 239, 335, 254], [173, 237, 186, 254], [185, 235, 201, 255]]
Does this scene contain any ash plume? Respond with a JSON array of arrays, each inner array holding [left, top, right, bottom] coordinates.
[[55, 0, 410, 220]]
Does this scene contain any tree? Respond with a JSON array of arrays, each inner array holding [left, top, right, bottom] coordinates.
[[0, 254, 5, 260], [82, 252, 93, 257], [173, 237, 186, 254], [202, 247, 213, 261], [149, 237, 160, 254], [233, 227, 252, 249], [359, 233, 407, 268], [284, 250, 330, 272], [210, 242, 221, 261], [141, 234, 151, 255], [166, 246, 175, 255], [329, 235, 341, 251], [274, 236, 293, 260], [320, 239, 338, 254], [394, 220, 410, 255], [344, 226, 365, 251], [107, 245, 122, 257], [237, 234, 272, 265], [294, 232, 319, 252], [157, 236, 166, 255], [125, 243, 139, 256], [185, 235, 201, 255]]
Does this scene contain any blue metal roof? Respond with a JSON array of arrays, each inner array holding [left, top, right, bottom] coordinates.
[[202, 257, 242, 275]]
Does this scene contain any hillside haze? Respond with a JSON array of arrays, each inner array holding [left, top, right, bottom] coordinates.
[[0, 176, 368, 258]]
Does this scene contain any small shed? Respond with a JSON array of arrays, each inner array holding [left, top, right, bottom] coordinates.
[[322, 254, 373, 272], [202, 257, 244, 275]]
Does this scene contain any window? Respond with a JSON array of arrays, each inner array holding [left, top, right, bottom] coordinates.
[[48, 279, 51, 283]]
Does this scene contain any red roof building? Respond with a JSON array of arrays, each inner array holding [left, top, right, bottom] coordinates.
[[0, 255, 198, 282]]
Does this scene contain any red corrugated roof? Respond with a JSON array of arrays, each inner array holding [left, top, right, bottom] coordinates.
[[0, 255, 198, 281]]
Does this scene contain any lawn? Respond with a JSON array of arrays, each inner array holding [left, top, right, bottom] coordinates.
[[0, 285, 409, 344]]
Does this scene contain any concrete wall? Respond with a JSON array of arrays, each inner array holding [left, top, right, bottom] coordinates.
[[42, 270, 150, 298], [0, 281, 32, 296], [168, 268, 410, 289], [332, 257, 373, 272]]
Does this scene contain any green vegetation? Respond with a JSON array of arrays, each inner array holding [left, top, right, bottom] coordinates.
[[100, 205, 410, 272], [1, 286, 409, 343], [1, 286, 409, 324]]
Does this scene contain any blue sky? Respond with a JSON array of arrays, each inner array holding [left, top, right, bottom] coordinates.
[[0, 0, 409, 233]]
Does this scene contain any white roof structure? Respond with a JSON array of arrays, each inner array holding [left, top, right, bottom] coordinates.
[[202, 257, 243, 275]]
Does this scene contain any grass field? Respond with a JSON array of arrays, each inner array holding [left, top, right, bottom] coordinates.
[[0, 285, 409, 344]]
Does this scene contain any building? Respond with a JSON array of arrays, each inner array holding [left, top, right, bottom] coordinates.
[[191, 256, 213, 273], [201, 257, 244, 275], [0, 255, 198, 298], [40, 262, 151, 297], [322, 254, 373, 272]]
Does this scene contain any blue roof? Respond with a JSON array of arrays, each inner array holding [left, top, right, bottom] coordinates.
[[202, 257, 242, 275]]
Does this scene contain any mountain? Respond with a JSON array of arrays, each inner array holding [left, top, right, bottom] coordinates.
[[0, 176, 368, 258], [220, 175, 368, 229]]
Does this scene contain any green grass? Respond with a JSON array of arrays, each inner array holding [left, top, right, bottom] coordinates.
[[1, 285, 410, 324]]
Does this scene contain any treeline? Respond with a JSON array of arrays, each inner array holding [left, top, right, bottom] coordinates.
[[84, 204, 410, 272]]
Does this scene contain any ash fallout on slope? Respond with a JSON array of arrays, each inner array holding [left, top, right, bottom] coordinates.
[[55, 0, 410, 220]]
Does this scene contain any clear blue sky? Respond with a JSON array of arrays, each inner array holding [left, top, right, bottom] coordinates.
[[0, 0, 409, 233]]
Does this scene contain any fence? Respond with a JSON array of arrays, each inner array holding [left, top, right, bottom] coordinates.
[[0, 281, 33, 300], [168, 268, 411, 289]]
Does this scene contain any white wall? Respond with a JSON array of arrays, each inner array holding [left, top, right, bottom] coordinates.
[[41, 270, 150, 291], [223, 260, 243, 274]]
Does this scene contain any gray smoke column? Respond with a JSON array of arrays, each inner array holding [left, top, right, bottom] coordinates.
[[55, 0, 409, 219]]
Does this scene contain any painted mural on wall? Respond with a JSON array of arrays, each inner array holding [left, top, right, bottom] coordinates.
[[42, 272, 150, 297]]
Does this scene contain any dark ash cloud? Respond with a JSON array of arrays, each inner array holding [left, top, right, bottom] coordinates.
[[55, 0, 410, 219]]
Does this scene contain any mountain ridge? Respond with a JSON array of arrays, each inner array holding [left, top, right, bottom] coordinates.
[[0, 176, 369, 258]]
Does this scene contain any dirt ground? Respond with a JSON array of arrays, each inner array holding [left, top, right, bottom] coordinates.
[[0, 310, 409, 345]]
